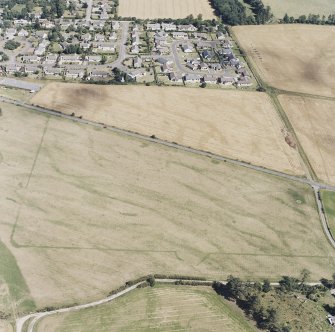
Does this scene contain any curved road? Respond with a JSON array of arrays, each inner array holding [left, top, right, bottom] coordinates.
[[16, 278, 322, 332]]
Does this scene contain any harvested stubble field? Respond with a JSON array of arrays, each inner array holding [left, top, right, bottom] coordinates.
[[262, 0, 335, 18], [31, 83, 303, 175], [1, 103, 335, 311], [36, 285, 258, 331], [278, 95, 335, 186], [233, 25, 335, 97], [118, 0, 215, 19]]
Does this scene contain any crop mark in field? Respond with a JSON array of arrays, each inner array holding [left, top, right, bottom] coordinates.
[[10, 117, 50, 247]]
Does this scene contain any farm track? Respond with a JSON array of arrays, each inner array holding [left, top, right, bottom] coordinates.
[[16, 278, 322, 332]]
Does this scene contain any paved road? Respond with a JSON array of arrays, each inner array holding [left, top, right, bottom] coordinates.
[[110, 21, 130, 70], [16, 282, 145, 332], [85, 0, 93, 22]]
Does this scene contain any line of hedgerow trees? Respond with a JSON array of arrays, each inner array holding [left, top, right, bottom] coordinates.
[[282, 13, 335, 25]]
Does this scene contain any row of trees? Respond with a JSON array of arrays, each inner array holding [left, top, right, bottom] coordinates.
[[282, 13, 335, 25]]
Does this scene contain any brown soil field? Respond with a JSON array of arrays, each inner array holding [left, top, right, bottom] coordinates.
[[279, 95, 335, 185], [31, 83, 303, 175], [233, 25, 335, 97], [118, 0, 215, 19], [1, 103, 334, 310]]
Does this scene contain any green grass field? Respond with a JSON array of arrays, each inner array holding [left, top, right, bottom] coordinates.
[[36, 285, 258, 332], [262, 0, 335, 18], [321, 191, 335, 238]]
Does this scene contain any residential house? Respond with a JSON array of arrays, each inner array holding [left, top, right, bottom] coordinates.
[[5, 28, 17, 40], [65, 68, 85, 79], [43, 66, 63, 76], [86, 55, 102, 63], [59, 54, 82, 64], [172, 32, 188, 40], [219, 76, 235, 85], [44, 54, 58, 65], [178, 24, 197, 32], [236, 76, 252, 86], [21, 55, 41, 63], [202, 75, 217, 84], [199, 62, 209, 71], [181, 42, 193, 53], [130, 44, 139, 54], [89, 70, 109, 78], [184, 73, 201, 83], [111, 21, 120, 30], [133, 56, 142, 68], [161, 61, 174, 73], [5, 64, 22, 74], [161, 23, 176, 31], [95, 34, 105, 42], [23, 65, 40, 74], [127, 69, 147, 80], [93, 42, 115, 52], [146, 23, 161, 31], [216, 31, 225, 40], [169, 72, 183, 82], [18, 29, 29, 37]]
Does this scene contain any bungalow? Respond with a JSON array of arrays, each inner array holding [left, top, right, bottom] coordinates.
[[236, 76, 252, 87], [90, 20, 105, 30], [89, 70, 109, 78], [184, 73, 201, 83], [44, 54, 58, 65], [199, 62, 209, 71], [80, 42, 91, 50], [59, 55, 82, 64], [93, 42, 115, 52], [18, 29, 29, 37], [14, 19, 29, 26], [237, 67, 250, 77], [35, 31, 48, 39], [161, 23, 176, 31], [169, 72, 183, 82], [82, 33, 92, 42], [133, 56, 142, 68], [111, 21, 120, 30], [172, 32, 188, 40], [5, 64, 22, 74], [178, 24, 197, 32], [202, 50, 215, 60], [161, 62, 174, 73], [216, 31, 225, 40], [202, 75, 217, 84], [146, 23, 161, 31], [34, 45, 46, 56], [109, 32, 117, 41], [95, 34, 105, 42], [196, 41, 211, 49], [5, 28, 17, 40], [192, 32, 208, 40], [65, 68, 85, 79], [86, 55, 102, 63], [130, 45, 139, 54], [23, 65, 40, 74], [127, 69, 147, 80], [181, 42, 193, 53], [219, 76, 235, 85], [21, 55, 40, 63], [43, 66, 63, 76], [210, 63, 222, 71]]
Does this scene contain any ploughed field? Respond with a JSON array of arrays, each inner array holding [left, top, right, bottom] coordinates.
[[262, 0, 335, 18], [1, 103, 334, 312], [233, 25, 335, 97], [31, 83, 303, 176], [278, 95, 335, 186], [118, 0, 215, 19], [36, 285, 258, 332]]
